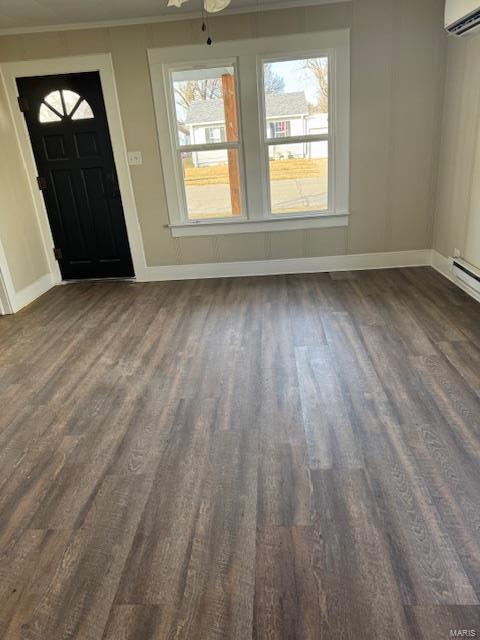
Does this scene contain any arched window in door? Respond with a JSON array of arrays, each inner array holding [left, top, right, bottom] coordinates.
[[39, 89, 94, 123]]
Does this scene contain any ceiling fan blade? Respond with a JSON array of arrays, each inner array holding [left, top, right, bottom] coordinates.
[[204, 0, 231, 11], [167, 0, 190, 7]]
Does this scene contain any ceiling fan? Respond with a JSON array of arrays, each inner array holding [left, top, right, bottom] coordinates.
[[167, 0, 235, 44]]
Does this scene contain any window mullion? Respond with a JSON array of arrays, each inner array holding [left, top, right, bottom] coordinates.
[[176, 141, 239, 154], [264, 134, 329, 146]]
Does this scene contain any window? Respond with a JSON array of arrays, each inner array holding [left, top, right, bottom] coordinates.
[[262, 57, 329, 215], [169, 64, 243, 220], [205, 126, 226, 144], [150, 30, 350, 235], [39, 90, 94, 123], [268, 121, 291, 139]]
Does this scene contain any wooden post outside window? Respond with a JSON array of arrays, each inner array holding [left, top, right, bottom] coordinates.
[[221, 73, 241, 216]]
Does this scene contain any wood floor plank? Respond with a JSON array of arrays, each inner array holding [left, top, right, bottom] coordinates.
[[0, 436, 77, 554], [0, 529, 72, 639], [395, 270, 468, 344], [405, 422, 480, 598], [150, 429, 258, 639], [438, 339, 480, 401], [361, 418, 478, 605], [295, 344, 363, 469], [114, 398, 217, 605], [15, 473, 154, 640], [254, 470, 412, 639], [309, 469, 411, 638], [102, 605, 177, 640], [404, 605, 480, 639], [253, 525, 298, 640], [256, 443, 313, 528]]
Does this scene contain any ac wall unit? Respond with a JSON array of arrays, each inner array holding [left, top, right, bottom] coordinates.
[[445, 0, 480, 35]]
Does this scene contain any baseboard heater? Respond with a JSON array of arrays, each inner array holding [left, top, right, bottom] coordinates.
[[452, 258, 480, 296]]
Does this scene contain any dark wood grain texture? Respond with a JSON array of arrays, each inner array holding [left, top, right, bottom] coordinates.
[[1, 267, 480, 639]]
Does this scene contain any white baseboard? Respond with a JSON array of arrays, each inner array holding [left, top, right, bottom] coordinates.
[[431, 249, 453, 280], [142, 249, 433, 282], [0, 275, 13, 315], [431, 249, 480, 304], [11, 273, 54, 312]]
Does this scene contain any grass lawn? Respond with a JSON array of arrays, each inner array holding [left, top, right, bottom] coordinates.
[[184, 158, 328, 186]]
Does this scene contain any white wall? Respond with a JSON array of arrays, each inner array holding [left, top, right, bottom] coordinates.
[[0, 73, 50, 301], [464, 120, 480, 267], [433, 30, 480, 265]]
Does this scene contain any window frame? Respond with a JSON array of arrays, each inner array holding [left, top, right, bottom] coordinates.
[[148, 29, 350, 237], [163, 58, 248, 224], [258, 51, 333, 219]]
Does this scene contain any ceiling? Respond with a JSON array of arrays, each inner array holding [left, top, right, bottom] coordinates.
[[0, 0, 346, 34]]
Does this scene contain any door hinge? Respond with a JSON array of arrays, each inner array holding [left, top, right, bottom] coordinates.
[[17, 96, 29, 113], [53, 247, 63, 261], [37, 176, 47, 191]]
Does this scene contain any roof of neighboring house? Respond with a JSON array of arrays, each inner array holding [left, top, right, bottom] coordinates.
[[265, 92, 308, 119], [184, 91, 308, 125]]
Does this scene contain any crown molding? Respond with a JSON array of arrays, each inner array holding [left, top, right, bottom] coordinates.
[[0, 0, 349, 36]]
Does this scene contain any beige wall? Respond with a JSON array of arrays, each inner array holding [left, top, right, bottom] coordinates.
[[433, 30, 480, 266], [0, 77, 49, 292], [0, 0, 447, 274]]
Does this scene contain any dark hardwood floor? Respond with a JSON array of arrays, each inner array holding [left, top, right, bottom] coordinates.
[[1, 266, 480, 639]]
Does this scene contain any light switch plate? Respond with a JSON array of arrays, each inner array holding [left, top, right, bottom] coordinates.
[[127, 151, 143, 166]]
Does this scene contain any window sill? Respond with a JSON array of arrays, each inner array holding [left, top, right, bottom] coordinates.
[[168, 212, 350, 237]]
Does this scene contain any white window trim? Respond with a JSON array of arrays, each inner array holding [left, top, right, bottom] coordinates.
[[148, 29, 350, 237]]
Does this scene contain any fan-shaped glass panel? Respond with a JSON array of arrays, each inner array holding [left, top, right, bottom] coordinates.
[[39, 103, 61, 123], [71, 100, 94, 120], [39, 90, 94, 122]]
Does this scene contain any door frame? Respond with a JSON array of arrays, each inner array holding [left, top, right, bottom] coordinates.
[[1, 53, 147, 284], [0, 238, 14, 314]]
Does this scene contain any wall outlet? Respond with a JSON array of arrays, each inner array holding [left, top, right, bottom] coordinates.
[[127, 151, 143, 166]]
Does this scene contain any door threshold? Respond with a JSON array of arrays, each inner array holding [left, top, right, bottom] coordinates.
[[61, 277, 136, 284]]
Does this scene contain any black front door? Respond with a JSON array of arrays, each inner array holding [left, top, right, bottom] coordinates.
[[17, 72, 134, 280]]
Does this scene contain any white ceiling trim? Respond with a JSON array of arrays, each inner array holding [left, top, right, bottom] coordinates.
[[0, 0, 349, 37]]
